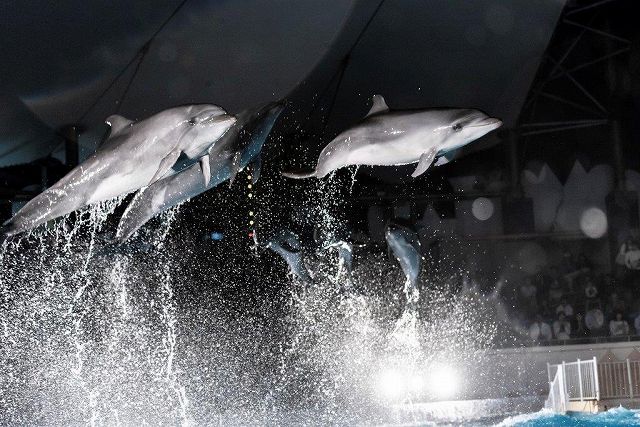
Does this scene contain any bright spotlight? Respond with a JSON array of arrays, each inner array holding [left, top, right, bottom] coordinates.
[[426, 364, 458, 399], [377, 368, 405, 400], [408, 375, 424, 393]]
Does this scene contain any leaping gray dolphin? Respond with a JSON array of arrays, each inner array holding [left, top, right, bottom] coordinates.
[[385, 224, 422, 304], [324, 240, 353, 277], [2, 104, 236, 237], [113, 101, 284, 242], [262, 229, 313, 284], [283, 95, 502, 179]]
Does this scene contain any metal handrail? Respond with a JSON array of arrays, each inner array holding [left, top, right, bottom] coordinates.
[[597, 359, 640, 399], [546, 357, 599, 412]]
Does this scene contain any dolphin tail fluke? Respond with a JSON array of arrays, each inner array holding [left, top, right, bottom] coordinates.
[[281, 169, 316, 179]]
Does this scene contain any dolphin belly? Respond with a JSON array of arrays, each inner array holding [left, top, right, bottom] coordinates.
[[385, 226, 422, 292], [347, 134, 425, 167], [395, 249, 421, 285], [1, 156, 121, 236], [115, 160, 231, 242], [313, 129, 426, 178]]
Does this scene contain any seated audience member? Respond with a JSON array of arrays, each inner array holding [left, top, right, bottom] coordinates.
[[547, 273, 564, 303], [609, 312, 630, 336], [585, 308, 605, 337], [519, 278, 538, 314], [556, 299, 574, 317], [553, 313, 571, 339], [559, 251, 576, 276], [584, 277, 598, 300], [573, 313, 588, 337], [615, 239, 640, 270], [529, 315, 553, 341], [520, 277, 537, 299], [606, 293, 626, 317], [634, 313, 640, 336]]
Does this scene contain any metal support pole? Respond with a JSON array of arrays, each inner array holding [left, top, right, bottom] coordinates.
[[610, 119, 625, 190], [562, 361, 568, 408], [627, 359, 633, 398], [560, 362, 567, 412], [40, 164, 48, 191], [61, 125, 79, 169], [578, 359, 584, 401], [604, 14, 625, 191], [506, 130, 519, 195], [594, 357, 600, 401]]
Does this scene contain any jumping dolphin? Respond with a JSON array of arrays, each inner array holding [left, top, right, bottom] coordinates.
[[283, 95, 502, 179], [313, 226, 354, 276], [2, 105, 236, 237], [324, 240, 353, 276], [263, 229, 313, 284], [385, 223, 422, 303], [113, 102, 284, 242]]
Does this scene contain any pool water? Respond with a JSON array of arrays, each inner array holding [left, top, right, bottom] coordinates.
[[498, 406, 640, 427], [381, 399, 639, 426]]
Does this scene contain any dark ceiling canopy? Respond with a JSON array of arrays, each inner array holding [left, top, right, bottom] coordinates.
[[0, 0, 565, 167]]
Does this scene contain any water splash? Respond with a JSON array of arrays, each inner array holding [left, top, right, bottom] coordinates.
[[0, 199, 194, 425], [348, 165, 360, 194]]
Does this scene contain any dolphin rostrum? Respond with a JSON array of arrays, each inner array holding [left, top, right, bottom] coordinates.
[[113, 102, 284, 242], [283, 95, 502, 179], [385, 223, 422, 304], [2, 104, 236, 237]]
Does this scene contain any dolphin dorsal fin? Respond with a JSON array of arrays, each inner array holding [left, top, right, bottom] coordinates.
[[105, 114, 133, 135], [365, 95, 389, 118]]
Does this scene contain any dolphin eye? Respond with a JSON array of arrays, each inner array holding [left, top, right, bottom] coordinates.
[[188, 118, 197, 126], [453, 123, 463, 132]]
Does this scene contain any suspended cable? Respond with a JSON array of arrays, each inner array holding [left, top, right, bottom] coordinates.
[[308, 0, 387, 131], [76, 0, 189, 124], [115, 42, 151, 114]]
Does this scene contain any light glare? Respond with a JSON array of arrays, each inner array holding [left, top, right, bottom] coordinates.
[[377, 368, 404, 400], [427, 364, 458, 398]]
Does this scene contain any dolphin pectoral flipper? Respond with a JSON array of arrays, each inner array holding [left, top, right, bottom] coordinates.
[[434, 150, 458, 167], [228, 151, 242, 187], [149, 149, 182, 185], [411, 147, 437, 178], [200, 154, 211, 186]]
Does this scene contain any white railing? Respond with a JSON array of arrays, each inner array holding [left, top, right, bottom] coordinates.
[[545, 358, 599, 412], [545, 363, 567, 413], [598, 359, 640, 399]]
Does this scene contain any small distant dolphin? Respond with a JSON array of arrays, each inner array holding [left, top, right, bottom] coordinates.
[[263, 229, 313, 284], [324, 240, 353, 276], [2, 105, 236, 237], [385, 224, 422, 302], [313, 226, 354, 276], [113, 102, 284, 242], [283, 95, 502, 179]]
